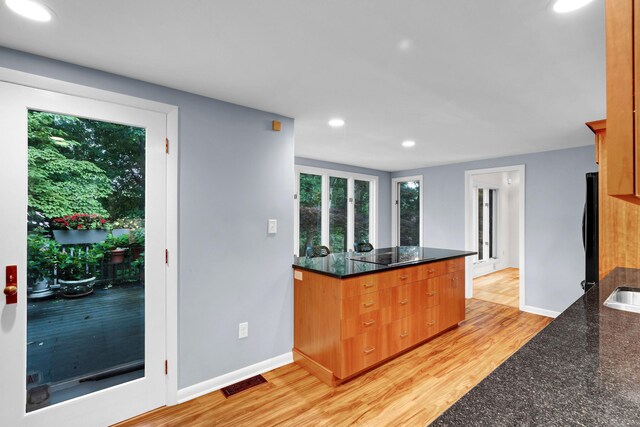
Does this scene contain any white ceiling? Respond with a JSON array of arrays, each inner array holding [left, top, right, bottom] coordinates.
[[0, 0, 605, 172]]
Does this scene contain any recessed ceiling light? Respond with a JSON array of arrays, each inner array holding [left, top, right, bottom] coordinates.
[[552, 0, 594, 13], [402, 140, 416, 148], [398, 39, 414, 52], [5, 0, 52, 22], [328, 118, 345, 128]]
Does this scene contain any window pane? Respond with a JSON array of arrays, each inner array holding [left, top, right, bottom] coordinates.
[[26, 110, 145, 411], [490, 189, 498, 258], [299, 173, 322, 256], [398, 181, 420, 246], [354, 180, 370, 245], [478, 188, 484, 260], [329, 177, 348, 253]]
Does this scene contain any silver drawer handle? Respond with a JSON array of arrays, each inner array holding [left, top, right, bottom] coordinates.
[[363, 283, 375, 288], [427, 291, 437, 296], [363, 347, 376, 354], [400, 331, 408, 338], [363, 301, 374, 308], [399, 299, 409, 305], [399, 275, 408, 280], [426, 320, 436, 326], [363, 319, 376, 327]]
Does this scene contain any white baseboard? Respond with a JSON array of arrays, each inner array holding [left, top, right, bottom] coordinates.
[[176, 352, 293, 404], [520, 305, 561, 318]]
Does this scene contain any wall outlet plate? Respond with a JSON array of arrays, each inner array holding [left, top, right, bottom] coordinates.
[[268, 219, 277, 234]]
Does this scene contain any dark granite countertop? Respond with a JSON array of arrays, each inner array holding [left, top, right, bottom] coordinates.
[[292, 246, 475, 279], [431, 267, 640, 426]]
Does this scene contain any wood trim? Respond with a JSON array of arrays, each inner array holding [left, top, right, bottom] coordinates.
[[586, 120, 605, 166], [292, 348, 337, 387]]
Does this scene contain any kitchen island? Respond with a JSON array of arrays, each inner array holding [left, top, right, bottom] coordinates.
[[292, 246, 475, 386], [431, 267, 640, 426]]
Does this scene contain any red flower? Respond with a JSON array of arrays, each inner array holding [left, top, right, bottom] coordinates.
[[77, 224, 83, 229], [100, 219, 106, 224]]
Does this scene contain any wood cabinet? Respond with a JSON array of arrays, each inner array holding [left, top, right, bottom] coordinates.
[[587, 120, 640, 278], [605, 0, 640, 202], [293, 259, 466, 386]]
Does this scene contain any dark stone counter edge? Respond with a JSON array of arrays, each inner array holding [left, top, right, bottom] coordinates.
[[291, 253, 475, 279]]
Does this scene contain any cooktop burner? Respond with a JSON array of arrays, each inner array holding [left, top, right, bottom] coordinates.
[[349, 249, 436, 267]]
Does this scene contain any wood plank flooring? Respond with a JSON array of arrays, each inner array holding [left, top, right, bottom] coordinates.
[[117, 298, 551, 427], [473, 268, 519, 308]]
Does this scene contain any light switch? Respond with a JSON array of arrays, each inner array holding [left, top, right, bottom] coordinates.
[[268, 219, 277, 234]]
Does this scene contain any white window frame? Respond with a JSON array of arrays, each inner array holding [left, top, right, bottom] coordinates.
[[294, 165, 378, 256], [391, 175, 423, 247]]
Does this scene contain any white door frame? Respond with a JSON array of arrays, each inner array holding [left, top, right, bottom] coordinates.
[[391, 175, 424, 247], [0, 68, 180, 409], [464, 165, 525, 309]]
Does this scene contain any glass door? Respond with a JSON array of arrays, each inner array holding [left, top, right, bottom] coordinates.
[[0, 82, 167, 426]]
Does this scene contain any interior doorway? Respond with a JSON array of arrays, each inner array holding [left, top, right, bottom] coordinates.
[[464, 166, 524, 309]]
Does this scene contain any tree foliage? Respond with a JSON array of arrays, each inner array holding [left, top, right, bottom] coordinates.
[[27, 111, 145, 219], [298, 173, 372, 255]]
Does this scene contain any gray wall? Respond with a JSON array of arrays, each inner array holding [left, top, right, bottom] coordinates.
[[0, 47, 295, 389], [295, 157, 392, 247], [392, 145, 596, 313]]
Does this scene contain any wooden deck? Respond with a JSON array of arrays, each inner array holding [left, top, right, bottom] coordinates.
[[27, 283, 144, 386]]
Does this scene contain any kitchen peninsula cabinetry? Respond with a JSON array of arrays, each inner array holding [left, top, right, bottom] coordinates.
[[292, 253, 468, 386], [605, 0, 640, 201]]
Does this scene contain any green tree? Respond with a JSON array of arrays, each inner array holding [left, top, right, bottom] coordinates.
[[28, 112, 113, 218], [27, 111, 145, 220]]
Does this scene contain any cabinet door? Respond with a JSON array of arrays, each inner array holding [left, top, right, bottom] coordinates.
[[606, 0, 639, 200], [438, 271, 465, 330]]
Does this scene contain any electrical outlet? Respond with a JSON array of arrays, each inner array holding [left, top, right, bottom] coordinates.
[[239, 322, 248, 339]]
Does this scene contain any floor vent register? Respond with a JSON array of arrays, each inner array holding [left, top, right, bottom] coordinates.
[[220, 375, 267, 398]]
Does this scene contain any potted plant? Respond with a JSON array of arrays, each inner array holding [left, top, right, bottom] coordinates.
[[129, 228, 145, 261], [58, 247, 100, 298], [26, 231, 61, 299], [51, 213, 108, 245], [98, 234, 131, 264]]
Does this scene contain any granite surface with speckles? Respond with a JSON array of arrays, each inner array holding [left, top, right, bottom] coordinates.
[[292, 246, 475, 279], [430, 267, 640, 427]]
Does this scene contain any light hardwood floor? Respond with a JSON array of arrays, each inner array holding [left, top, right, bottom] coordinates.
[[117, 298, 551, 427], [473, 268, 519, 308]]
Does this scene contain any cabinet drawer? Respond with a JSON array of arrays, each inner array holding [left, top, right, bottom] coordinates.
[[341, 271, 395, 298], [420, 306, 440, 340], [387, 313, 422, 354], [420, 279, 440, 308], [391, 283, 421, 320], [444, 258, 464, 274], [396, 265, 425, 284], [340, 310, 393, 339], [423, 262, 445, 279], [339, 329, 388, 378], [342, 289, 391, 319]]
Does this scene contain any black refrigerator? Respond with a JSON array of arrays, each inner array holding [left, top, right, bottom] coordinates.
[[582, 172, 598, 292]]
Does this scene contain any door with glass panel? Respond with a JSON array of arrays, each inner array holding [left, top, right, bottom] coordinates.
[[0, 82, 167, 427], [296, 168, 376, 256], [393, 177, 422, 246]]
